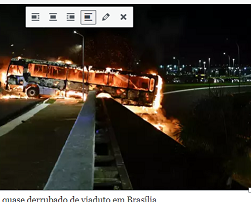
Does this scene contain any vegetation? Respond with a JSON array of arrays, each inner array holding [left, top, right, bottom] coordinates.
[[176, 92, 251, 188], [45, 99, 56, 104]]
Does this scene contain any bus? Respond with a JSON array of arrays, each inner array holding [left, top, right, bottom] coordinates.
[[5, 57, 84, 98], [5, 57, 159, 107]]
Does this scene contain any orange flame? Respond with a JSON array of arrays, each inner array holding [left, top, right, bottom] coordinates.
[[124, 75, 181, 142], [0, 94, 28, 100], [65, 90, 87, 101], [97, 93, 112, 98], [1, 72, 6, 85], [153, 75, 163, 110]]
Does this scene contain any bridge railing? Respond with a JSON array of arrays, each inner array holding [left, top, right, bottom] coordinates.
[[44, 91, 96, 190]]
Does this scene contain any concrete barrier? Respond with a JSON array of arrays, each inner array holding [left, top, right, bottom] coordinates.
[[44, 91, 96, 190]]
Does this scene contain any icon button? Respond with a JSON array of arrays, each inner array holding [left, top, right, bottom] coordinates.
[[80, 10, 96, 25], [67, 13, 75, 21], [121, 14, 127, 20], [102, 13, 110, 21], [31, 13, 39, 21], [49, 13, 57, 21]]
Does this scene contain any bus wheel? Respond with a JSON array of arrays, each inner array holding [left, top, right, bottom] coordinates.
[[27, 87, 39, 98]]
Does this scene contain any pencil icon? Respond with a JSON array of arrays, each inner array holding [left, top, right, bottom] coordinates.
[[102, 13, 110, 21]]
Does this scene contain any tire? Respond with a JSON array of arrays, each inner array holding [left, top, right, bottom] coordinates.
[[27, 87, 39, 98]]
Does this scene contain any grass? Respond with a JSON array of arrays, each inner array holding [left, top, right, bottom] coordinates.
[[164, 82, 251, 92], [166, 82, 251, 87], [45, 99, 56, 104]]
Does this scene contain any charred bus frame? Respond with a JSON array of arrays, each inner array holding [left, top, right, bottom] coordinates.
[[5, 58, 159, 107]]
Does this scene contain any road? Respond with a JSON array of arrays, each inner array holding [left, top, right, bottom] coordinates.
[[0, 99, 43, 126], [0, 99, 82, 189]]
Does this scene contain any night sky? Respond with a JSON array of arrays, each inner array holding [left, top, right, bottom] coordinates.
[[0, 4, 251, 69]]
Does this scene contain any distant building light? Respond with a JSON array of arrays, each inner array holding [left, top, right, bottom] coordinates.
[[182, 65, 185, 68], [160, 65, 163, 68], [136, 62, 139, 65], [173, 57, 176, 60]]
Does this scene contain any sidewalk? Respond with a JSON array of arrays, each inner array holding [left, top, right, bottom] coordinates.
[[0, 99, 83, 190]]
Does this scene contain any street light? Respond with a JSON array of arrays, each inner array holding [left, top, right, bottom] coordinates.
[[203, 61, 206, 80], [223, 52, 231, 76], [173, 56, 180, 72], [208, 58, 211, 95], [226, 38, 241, 93], [74, 30, 86, 99]]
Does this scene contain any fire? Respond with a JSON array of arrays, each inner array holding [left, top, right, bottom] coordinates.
[[153, 75, 163, 110], [149, 71, 157, 75], [65, 91, 87, 101], [0, 94, 28, 100], [65, 60, 73, 64], [124, 75, 181, 142], [1, 72, 6, 85], [125, 105, 181, 142], [106, 67, 111, 72], [97, 93, 112, 98]]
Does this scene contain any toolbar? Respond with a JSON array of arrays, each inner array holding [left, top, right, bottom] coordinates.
[[26, 7, 133, 28]]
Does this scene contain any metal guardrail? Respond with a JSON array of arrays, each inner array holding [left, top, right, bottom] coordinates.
[[44, 91, 96, 190]]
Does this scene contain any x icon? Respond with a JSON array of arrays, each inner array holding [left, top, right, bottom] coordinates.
[[121, 14, 127, 20]]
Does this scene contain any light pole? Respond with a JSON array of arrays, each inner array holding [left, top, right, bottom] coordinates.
[[173, 57, 180, 73], [208, 58, 211, 95], [236, 42, 241, 93], [203, 61, 206, 83], [232, 58, 235, 77], [74, 30, 86, 99], [199, 60, 202, 67], [226, 39, 241, 92], [223, 52, 231, 77]]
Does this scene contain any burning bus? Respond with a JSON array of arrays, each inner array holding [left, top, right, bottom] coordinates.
[[4, 57, 160, 107]]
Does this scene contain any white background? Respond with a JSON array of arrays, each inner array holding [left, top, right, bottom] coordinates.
[[0, 191, 251, 202]]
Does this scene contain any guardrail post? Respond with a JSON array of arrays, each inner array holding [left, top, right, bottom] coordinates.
[[44, 91, 96, 190]]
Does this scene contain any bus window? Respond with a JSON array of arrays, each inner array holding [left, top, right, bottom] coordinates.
[[149, 78, 155, 92], [8, 65, 23, 76], [88, 72, 108, 85], [47, 66, 67, 80], [28, 64, 47, 77], [109, 73, 129, 88], [129, 75, 149, 91], [67, 68, 86, 82]]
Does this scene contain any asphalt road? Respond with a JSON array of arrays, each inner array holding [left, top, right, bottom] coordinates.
[[0, 100, 82, 189], [0, 99, 43, 126], [162, 86, 251, 123]]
